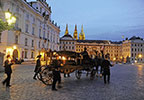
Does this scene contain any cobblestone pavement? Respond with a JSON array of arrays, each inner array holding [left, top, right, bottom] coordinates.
[[0, 63, 144, 100]]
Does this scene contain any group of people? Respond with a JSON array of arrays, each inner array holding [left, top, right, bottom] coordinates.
[[81, 47, 114, 84], [2, 47, 114, 89]]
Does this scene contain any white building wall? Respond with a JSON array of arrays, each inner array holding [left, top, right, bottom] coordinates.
[[0, 0, 60, 61]]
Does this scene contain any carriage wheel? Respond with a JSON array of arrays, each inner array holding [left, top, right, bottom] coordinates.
[[37, 73, 42, 80], [41, 68, 53, 85], [36, 66, 47, 81], [90, 69, 96, 80], [75, 70, 82, 79]]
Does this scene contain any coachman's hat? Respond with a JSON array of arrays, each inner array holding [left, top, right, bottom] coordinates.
[[37, 55, 41, 58]]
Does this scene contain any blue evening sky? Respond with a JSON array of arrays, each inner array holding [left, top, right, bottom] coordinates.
[[28, 0, 144, 41]]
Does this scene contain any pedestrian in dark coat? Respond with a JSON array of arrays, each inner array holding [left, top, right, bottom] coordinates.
[[102, 55, 114, 84], [33, 55, 41, 80], [52, 59, 61, 91], [2, 55, 13, 87]]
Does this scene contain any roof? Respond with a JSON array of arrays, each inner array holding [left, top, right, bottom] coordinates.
[[129, 36, 143, 40], [60, 34, 75, 40], [76, 40, 110, 44], [57, 51, 79, 58], [110, 41, 122, 44]]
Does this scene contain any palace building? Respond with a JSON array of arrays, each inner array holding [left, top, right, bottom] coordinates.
[[122, 36, 144, 63], [0, 0, 60, 61], [59, 24, 76, 52], [60, 25, 144, 63]]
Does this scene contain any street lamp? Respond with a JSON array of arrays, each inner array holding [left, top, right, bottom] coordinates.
[[138, 54, 142, 58], [5, 11, 16, 25]]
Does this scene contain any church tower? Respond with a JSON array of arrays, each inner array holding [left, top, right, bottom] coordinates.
[[79, 25, 85, 40], [65, 24, 69, 35], [73, 24, 78, 40]]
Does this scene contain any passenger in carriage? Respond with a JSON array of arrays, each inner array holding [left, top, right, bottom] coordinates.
[[81, 47, 90, 64]]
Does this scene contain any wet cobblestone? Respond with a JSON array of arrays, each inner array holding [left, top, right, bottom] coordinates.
[[0, 64, 144, 100]]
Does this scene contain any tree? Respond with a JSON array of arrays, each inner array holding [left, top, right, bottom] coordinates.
[[0, 19, 14, 33], [0, 1, 14, 33]]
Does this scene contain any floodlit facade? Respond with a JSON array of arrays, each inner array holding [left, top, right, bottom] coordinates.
[[59, 25, 76, 51], [76, 40, 122, 61], [0, 0, 60, 61], [60, 26, 144, 63], [122, 36, 144, 63]]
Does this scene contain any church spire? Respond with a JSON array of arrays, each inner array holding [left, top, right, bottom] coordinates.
[[73, 24, 78, 40], [79, 25, 85, 40], [65, 24, 69, 35]]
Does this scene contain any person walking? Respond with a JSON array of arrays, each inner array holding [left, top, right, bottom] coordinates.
[[102, 55, 114, 84], [52, 59, 61, 91], [33, 55, 41, 80], [2, 55, 13, 87]]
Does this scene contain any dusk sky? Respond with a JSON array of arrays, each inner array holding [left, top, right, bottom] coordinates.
[[29, 0, 144, 41]]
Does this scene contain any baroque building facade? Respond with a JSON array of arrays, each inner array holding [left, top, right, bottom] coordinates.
[[122, 36, 144, 63], [0, 0, 60, 61], [59, 24, 76, 51], [60, 25, 144, 63]]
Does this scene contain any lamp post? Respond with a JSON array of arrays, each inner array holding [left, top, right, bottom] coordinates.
[[5, 10, 16, 25]]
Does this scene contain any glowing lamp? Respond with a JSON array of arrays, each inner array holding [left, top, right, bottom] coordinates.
[[135, 60, 137, 63], [62, 56, 66, 60], [7, 19, 13, 25], [113, 58, 116, 61], [138, 54, 142, 58], [53, 52, 56, 55], [11, 16, 16, 23], [58, 56, 61, 59], [5, 11, 11, 19], [13, 45, 17, 49]]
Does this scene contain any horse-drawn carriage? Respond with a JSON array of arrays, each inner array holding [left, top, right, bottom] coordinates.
[[37, 51, 97, 85]]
